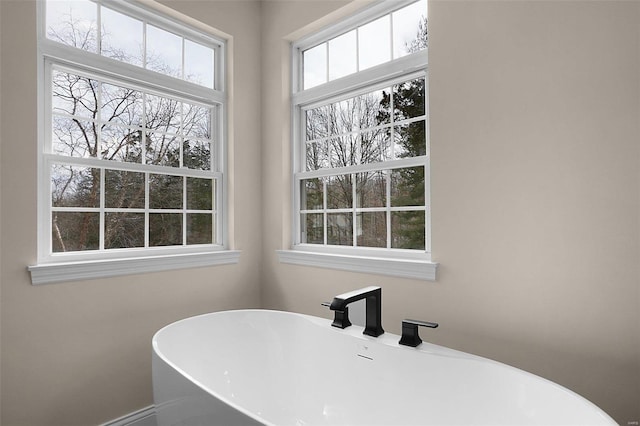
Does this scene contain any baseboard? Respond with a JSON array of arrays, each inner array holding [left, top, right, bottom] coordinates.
[[100, 405, 156, 426]]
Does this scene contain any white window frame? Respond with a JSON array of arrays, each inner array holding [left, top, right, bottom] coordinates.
[[278, 0, 437, 280], [29, 0, 238, 285]]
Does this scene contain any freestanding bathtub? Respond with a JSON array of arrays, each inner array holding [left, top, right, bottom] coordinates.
[[152, 309, 616, 426]]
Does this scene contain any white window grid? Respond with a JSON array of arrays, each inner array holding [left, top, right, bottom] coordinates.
[[291, 0, 430, 258], [38, 0, 227, 263]]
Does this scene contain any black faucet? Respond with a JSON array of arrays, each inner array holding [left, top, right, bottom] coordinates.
[[328, 286, 384, 337], [398, 319, 438, 347]]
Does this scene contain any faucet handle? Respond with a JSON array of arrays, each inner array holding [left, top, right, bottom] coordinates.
[[321, 302, 331, 307], [399, 319, 438, 347], [321, 301, 352, 328]]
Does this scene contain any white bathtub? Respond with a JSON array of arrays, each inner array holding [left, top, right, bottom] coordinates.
[[152, 309, 616, 426]]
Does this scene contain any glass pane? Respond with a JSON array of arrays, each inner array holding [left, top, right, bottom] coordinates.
[[303, 43, 327, 89], [301, 213, 323, 244], [46, 0, 97, 52], [358, 15, 391, 70], [328, 135, 358, 168], [393, 78, 425, 121], [52, 212, 99, 252], [101, 83, 143, 126], [187, 213, 212, 244], [391, 211, 425, 250], [301, 178, 323, 210], [356, 171, 386, 208], [358, 89, 389, 129], [328, 30, 356, 81], [326, 174, 352, 209], [306, 141, 329, 171], [183, 103, 211, 138], [185, 39, 214, 89], [393, 0, 428, 58], [104, 170, 145, 209], [149, 174, 183, 209], [149, 213, 182, 246], [101, 125, 143, 163], [52, 71, 98, 118], [305, 106, 329, 141], [105, 212, 145, 249], [391, 167, 424, 207], [146, 24, 182, 78], [394, 121, 426, 159], [145, 132, 180, 167], [145, 95, 181, 134], [51, 164, 100, 208], [360, 130, 391, 164], [101, 7, 143, 66], [52, 117, 96, 158], [327, 213, 353, 246], [328, 98, 358, 136], [357, 212, 386, 248], [186, 177, 213, 210], [183, 139, 211, 170]]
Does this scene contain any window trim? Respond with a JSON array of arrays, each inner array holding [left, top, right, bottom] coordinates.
[[30, 0, 236, 284], [283, 0, 437, 280]]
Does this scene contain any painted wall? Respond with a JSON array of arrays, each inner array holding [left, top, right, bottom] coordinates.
[[260, 1, 640, 424], [0, 1, 262, 424]]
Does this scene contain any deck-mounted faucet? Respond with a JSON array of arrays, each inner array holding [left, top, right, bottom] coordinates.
[[328, 286, 384, 337]]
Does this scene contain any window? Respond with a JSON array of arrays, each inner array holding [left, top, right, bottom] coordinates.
[[30, 0, 237, 284], [280, 0, 436, 280]]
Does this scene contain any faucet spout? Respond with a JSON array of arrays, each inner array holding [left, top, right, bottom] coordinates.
[[329, 286, 384, 337]]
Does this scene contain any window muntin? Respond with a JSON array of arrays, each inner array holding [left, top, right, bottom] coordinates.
[[40, 0, 225, 262], [301, 0, 427, 89], [45, 0, 217, 89], [293, 0, 429, 256]]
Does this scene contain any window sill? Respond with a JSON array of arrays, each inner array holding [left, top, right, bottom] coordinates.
[[276, 249, 437, 281], [28, 250, 241, 285]]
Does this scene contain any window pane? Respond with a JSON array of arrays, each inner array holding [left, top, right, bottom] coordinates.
[[52, 71, 98, 118], [146, 24, 182, 78], [185, 39, 214, 89], [46, 0, 97, 52], [328, 98, 358, 136], [145, 132, 180, 167], [328, 135, 358, 168], [391, 167, 424, 207], [391, 211, 425, 250], [326, 174, 352, 209], [394, 121, 426, 159], [52, 212, 99, 252], [358, 89, 389, 129], [51, 164, 100, 208], [101, 83, 143, 127], [101, 125, 142, 163], [393, 0, 428, 58], [104, 170, 145, 209], [187, 213, 212, 244], [301, 213, 323, 244], [183, 103, 211, 138], [393, 78, 425, 121], [358, 15, 391, 70], [301, 178, 323, 210], [105, 212, 145, 249], [186, 177, 212, 210], [356, 171, 386, 208], [306, 141, 329, 171], [52, 117, 97, 158], [101, 7, 143, 66], [305, 106, 329, 141], [328, 30, 356, 81], [183, 139, 211, 171], [327, 213, 352, 246], [149, 174, 183, 209], [149, 213, 182, 246], [145, 95, 181, 134], [303, 43, 327, 89], [357, 212, 386, 248], [360, 130, 391, 164]]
